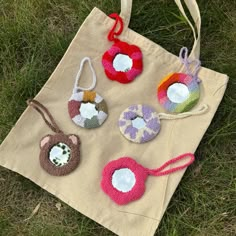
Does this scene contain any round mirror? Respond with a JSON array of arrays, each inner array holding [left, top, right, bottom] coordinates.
[[132, 117, 146, 130], [112, 168, 136, 192], [79, 102, 98, 119], [113, 54, 133, 72], [167, 83, 190, 103], [49, 142, 71, 167]]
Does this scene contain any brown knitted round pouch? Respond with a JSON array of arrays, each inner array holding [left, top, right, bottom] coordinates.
[[28, 99, 81, 176]]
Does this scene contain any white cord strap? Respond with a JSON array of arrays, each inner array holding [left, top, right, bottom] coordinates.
[[73, 57, 97, 93], [158, 104, 208, 120]]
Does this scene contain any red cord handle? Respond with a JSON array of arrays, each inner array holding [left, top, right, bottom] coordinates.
[[108, 13, 124, 42], [146, 153, 195, 176]]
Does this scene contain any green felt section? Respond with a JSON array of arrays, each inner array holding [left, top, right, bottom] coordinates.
[[175, 90, 200, 113], [84, 116, 100, 129]]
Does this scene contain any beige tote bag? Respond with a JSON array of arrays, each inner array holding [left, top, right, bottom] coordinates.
[[0, 0, 228, 235]]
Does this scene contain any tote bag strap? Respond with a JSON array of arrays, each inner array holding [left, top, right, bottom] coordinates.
[[120, 0, 201, 59], [174, 0, 201, 59], [120, 0, 133, 28]]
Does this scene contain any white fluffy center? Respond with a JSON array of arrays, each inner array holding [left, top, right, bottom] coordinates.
[[112, 168, 136, 192], [49, 142, 71, 167], [167, 83, 190, 103], [80, 102, 98, 119], [132, 117, 146, 129], [113, 54, 133, 72]]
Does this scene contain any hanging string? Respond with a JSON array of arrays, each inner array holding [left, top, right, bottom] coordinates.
[[27, 99, 63, 134], [146, 153, 195, 176], [179, 47, 201, 83], [73, 57, 97, 94], [158, 104, 208, 120], [108, 13, 124, 42]]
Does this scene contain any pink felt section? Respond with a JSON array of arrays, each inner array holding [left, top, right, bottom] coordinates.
[[101, 157, 148, 205], [68, 100, 81, 119]]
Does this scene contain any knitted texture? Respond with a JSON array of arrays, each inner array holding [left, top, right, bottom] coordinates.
[[107, 13, 124, 42], [102, 13, 143, 84], [101, 157, 147, 205], [157, 73, 200, 113], [40, 133, 80, 176], [68, 91, 108, 129], [101, 153, 195, 205], [27, 99, 81, 176], [102, 41, 143, 83], [118, 104, 161, 143]]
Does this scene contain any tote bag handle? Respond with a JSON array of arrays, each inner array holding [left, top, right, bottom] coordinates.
[[120, 0, 133, 27], [174, 0, 201, 59], [120, 0, 201, 59]]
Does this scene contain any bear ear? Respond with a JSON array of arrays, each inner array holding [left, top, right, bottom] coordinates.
[[69, 135, 80, 145], [40, 135, 51, 149]]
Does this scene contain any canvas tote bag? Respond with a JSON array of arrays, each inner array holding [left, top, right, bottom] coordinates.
[[0, 0, 228, 235]]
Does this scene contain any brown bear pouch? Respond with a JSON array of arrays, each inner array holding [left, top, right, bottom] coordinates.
[[27, 99, 80, 176]]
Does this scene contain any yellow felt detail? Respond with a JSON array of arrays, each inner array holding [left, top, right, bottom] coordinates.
[[157, 73, 174, 88], [83, 91, 96, 102]]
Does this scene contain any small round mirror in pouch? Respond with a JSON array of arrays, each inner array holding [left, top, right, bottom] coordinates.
[[157, 47, 201, 113]]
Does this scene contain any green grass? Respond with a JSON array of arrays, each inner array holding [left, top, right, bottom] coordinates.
[[0, 0, 235, 235]]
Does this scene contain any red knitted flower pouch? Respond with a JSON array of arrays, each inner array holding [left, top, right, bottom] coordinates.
[[102, 13, 143, 84]]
